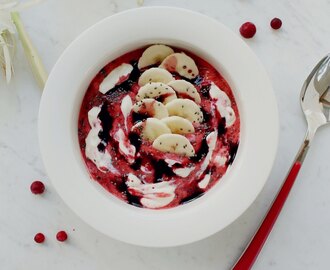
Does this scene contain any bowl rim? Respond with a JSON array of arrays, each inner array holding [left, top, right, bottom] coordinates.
[[39, 6, 279, 247]]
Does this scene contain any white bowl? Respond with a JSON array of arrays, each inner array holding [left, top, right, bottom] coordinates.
[[39, 7, 278, 247]]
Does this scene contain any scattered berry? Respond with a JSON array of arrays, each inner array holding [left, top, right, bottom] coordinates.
[[30, 181, 45, 194], [270, 18, 282, 30], [56, 231, 68, 242], [34, 233, 45, 243], [239, 22, 257, 39]]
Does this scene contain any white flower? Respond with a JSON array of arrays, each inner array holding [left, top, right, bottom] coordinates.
[[0, 0, 41, 83]]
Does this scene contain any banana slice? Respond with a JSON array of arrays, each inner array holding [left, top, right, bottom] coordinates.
[[168, 80, 201, 104], [152, 134, 195, 157], [136, 82, 177, 104], [132, 98, 168, 119], [160, 53, 199, 79], [138, 45, 174, 69], [99, 63, 133, 94], [138, 68, 174, 86], [166, 98, 203, 123], [132, 118, 171, 142], [162, 116, 195, 134]]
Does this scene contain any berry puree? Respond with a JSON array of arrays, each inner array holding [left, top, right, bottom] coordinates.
[[78, 44, 240, 209]]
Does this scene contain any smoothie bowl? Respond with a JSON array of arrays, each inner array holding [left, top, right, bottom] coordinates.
[[39, 7, 278, 247]]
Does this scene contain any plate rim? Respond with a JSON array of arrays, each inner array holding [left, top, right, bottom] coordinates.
[[39, 6, 279, 247]]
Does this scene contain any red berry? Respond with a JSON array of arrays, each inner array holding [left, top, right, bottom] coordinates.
[[56, 231, 68, 242], [30, 181, 45, 194], [270, 18, 282, 29], [34, 233, 45, 243], [239, 22, 257, 39]]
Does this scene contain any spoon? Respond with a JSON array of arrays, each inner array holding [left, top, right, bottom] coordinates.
[[232, 54, 330, 270]]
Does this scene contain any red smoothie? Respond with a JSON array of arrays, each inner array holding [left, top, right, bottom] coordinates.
[[78, 45, 240, 209]]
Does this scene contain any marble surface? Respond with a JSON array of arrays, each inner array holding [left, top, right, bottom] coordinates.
[[1, 0, 330, 269]]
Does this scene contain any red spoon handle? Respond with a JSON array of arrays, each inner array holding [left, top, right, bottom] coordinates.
[[232, 134, 312, 270], [232, 162, 301, 270]]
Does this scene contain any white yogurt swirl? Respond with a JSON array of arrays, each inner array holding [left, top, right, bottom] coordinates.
[[85, 106, 119, 174], [113, 128, 136, 164], [99, 63, 133, 94], [210, 83, 236, 127], [126, 173, 176, 208], [198, 173, 211, 189], [121, 95, 133, 131], [196, 130, 218, 177]]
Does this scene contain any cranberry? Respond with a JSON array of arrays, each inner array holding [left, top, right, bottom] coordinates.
[[30, 181, 45, 194], [270, 17, 282, 29], [34, 233, 45, 243], [239, 22, 257, 39], [56, 231, 68, 242]]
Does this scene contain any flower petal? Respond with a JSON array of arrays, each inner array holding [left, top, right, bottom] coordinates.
[[0, 32, 14, 83]]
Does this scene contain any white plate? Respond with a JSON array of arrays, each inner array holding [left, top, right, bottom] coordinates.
[[39, 7, 278, 247]]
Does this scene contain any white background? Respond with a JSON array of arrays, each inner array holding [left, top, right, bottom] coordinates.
[[1, 0, 330, 269]]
